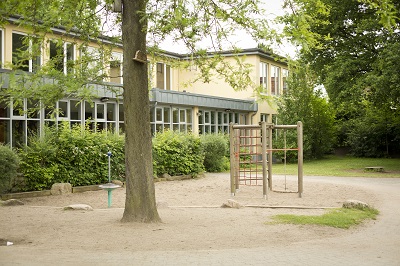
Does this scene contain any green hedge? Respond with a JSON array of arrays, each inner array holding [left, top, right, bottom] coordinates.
[[19, 123, 125, 191], [0, 144, 20, 194], [200, 133, 230, 172], [16, 127, 231, 192], [153, 130, 204, 176]]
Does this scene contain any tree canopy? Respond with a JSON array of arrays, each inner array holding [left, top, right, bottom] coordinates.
[[279, 0, 400, 156]]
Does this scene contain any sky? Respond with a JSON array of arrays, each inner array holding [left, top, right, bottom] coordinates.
[[157, 0, 297, 57]]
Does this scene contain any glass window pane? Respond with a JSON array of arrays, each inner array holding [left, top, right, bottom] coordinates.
[[186, 109, 192, 123], [12, 120, 25, 148], [12, 33, 29, 71], [0, 120, 10, 144], [173, 108, 179, 123], [180, 109, 185, 122], [119, 104, 124, 122], [156, 108, 163, 122], [96, 103, 105, 119], [50, 40, 63, 72], [85, 101, 94, 120], [204, 111, 210, 123], [70, 100, 81, 120], [107, 103, 115, 121], [58, 101, 68, 118], [27, 100, 40, 119], [66, 43, 74, 73], [164, 107, 170, 123], [0, 98, 10, 118]]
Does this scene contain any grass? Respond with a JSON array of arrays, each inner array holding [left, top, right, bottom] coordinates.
[[271, 155, 400, 178], [270, 207, 379, 229]]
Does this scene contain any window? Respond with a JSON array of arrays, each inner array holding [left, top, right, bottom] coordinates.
[[150, 106, 192, 135], [282, 69, 289, 94], [259, 62, 268, 94], [50, 41, 75, 74], [260, 113, 269, 123], [110, 52, 123, 84], [156, 63, 171, 90], [271, 65, 280, 95], [0, 97, 10, 145], [12, 32, 41, 72]]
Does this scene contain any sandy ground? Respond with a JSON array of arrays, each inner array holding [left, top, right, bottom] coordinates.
[[0, 173, 399, 265]]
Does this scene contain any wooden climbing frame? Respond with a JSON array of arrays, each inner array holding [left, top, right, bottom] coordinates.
[[229, 121, 303, 199]]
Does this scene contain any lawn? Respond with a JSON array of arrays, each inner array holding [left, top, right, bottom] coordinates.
[[271, 155, 400, 178]]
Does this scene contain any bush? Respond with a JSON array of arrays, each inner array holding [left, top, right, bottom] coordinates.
[[201, 133, 229, 172], [153, 130, 204, 176], [19, 123, 125, 191], [0, 144, 20, 194]]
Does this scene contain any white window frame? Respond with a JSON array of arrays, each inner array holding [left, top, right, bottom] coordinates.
[[271, 65, 281, 95], [260, 62, 268, 95], [12, 31, 42, 72]]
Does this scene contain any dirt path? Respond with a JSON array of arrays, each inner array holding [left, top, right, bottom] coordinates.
[[0, 173, 399, 265]]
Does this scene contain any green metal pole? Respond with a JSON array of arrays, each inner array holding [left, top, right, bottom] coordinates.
[[108, 190, 112, 208]]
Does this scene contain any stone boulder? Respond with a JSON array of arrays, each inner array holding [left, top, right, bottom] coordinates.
[[63, 204, 94, 211], [221, 199, 242, 209], [51, 183, 72, 195], [343, 199, 370, 210], [0, 199, 25, 206]]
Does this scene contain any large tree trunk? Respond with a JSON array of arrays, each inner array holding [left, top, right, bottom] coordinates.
[[121, 0, 161, 223]]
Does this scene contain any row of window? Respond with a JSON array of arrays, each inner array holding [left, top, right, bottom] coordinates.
[[0, 98, 125, 147], [0, 29, 174, 89], [0, 97, 249, 147], [260, 62, 289, 96]]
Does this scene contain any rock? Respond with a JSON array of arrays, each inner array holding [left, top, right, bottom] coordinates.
[[112, 180, 124, 187], [1, 199, 25, 206], [221, 199, 242, 209], [63, 204, 94, 211], [51, 183, 72, 195], [159, 173, 171, 179], [343, 200, 370, 210]]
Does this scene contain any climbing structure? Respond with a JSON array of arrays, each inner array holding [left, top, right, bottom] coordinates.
[[229, 121, 303, 199]]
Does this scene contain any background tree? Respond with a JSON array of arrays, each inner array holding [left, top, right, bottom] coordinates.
[[276, 61, 335, 160], [279, 0, 400, 157]]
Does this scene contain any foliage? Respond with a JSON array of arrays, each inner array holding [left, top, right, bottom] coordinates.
[[346, 104, 400, 157], [19, 123, 125, 191], [279, 0, 400, 157], [271, 155, 400, 178], [270, 207, 379, 229], [276, 61, 336, 160], [200, 133, 229, 172], [152, 130, 204, 177], [0, 144, 20, 194]]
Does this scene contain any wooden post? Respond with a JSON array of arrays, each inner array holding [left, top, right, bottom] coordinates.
[[268, 124, 273, 190], [235, 128, 240, 191], [261, 122, 268, 199], [229, 123, 235, 196], [297, 121, 303, 198]]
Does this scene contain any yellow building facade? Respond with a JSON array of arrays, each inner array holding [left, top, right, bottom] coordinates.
[[0, 19, 288, 147]]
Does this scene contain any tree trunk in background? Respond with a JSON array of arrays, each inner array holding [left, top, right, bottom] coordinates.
[[121, 0, 161, 223]]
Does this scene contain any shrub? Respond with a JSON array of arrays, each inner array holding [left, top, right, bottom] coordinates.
[[0, 144, 20, 194], [153, 130, 204, 176], [19, 123, 125, 191], [201, 133, 229, 172]]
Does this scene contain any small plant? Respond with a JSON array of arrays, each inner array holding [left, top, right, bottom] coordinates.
[[0, 144, 20, 194], [269, 207, 379, 229]]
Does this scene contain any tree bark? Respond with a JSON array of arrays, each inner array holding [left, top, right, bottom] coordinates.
[[121, 0, 161, 223]]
